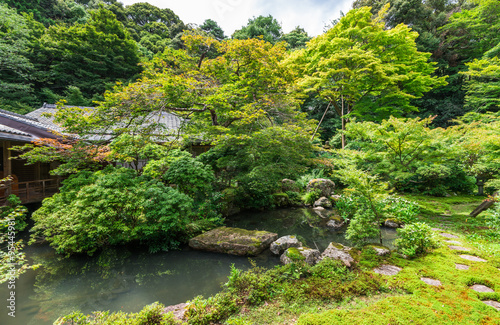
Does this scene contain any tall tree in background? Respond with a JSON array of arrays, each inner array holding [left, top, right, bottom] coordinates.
[[282, 26, 311, 50], [232, 15, 283, 44], [288, 6, 446, 148], [31, 7, 142, 105]]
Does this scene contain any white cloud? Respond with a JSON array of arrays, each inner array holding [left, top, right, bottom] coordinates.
[[119, 0, 355, 36]]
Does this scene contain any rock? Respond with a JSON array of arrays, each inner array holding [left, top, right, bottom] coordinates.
[[314, 206, 325, 211], [373, 264, 402, 276], [445, 240, 462, 245], [306, 178, 335, 197], [320, 242, 355, 267], [281, 179, 300, 192], [455, 264, 470, 270], [470, 284, 494, 293], [330, 195, 341, 202], [270, 235, 303, 255], [189, 227, 278, 256], [365, 244, 391, 256], [273, 193, 290, 207], [421, 277, 442, 286], [314, 196, 333, 208], [384, 219, 401, 228], [281, 247, 320, 265], [448, 246, 471, 251], [483, 300, 500, 311], [459, 255, 487, 262], [326, 215, 345, 229], [440, 233, 459, 239], [163, 303, 187, 321]]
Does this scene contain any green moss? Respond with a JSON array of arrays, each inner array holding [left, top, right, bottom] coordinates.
[[287, 247, 306, 261]]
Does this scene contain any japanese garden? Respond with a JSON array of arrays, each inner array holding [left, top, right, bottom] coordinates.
[[1, 0, 500, 324]]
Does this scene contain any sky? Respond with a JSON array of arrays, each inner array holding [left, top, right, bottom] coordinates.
[[120, 0, 356, 37]]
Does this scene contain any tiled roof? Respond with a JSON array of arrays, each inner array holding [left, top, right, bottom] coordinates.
[[0, 124, 31, 137]]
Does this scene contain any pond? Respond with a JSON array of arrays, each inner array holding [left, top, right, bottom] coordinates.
[[0, 208, 396, 325]]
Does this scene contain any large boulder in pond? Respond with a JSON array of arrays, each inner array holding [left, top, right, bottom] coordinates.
[[306, 178, 335, 197], [320, 242, 355, 267], [189, 227, 278, 256], [281, 247, 320, 265], [270, 235, 303, 255]]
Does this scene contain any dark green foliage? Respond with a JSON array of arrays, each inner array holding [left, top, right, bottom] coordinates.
[[30, 167, 194, 255], [0, 195, 28, 232], [199, 19, 225, 41], [232, 15, 283, 44], [282, 26, 311, 50]]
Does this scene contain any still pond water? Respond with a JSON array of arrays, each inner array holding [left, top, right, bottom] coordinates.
[[1, 208, 397, 325]]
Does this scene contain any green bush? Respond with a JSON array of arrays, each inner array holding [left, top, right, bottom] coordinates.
[[30, 167, 194, 255], [383, 196, 420, 224], [486, 203, 500, 230], [163, 156, 215, 198], [335, 194, 356, 220], [394, 222, 439, 258], [302, 188, 321, 205], [56, 302, 181, 325]]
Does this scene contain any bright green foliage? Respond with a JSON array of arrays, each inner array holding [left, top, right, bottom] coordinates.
[[232, 15, 283, 44], [461, 56, 500, 112], [383, 196, 420, 225], [30, 167, 194, 255], [288, 6, 446, 144], [486, 203, 500, 230], [56, 302, 181, 325], [335, 165, 390, 245], [395, 222, 439, 258], [142, 149, 191, 179], [442, 0, 500, 61], [342, 116, 474, 195], [163, 156, 215, 198]]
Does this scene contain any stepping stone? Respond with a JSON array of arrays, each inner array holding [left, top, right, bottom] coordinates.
[[455, 264, 470, 270], [373, 264, 402, 276], [483, 300, 500, 311], [445, 240, 462, 245], [460, 255, 487, 262], [449, 246, 471, 251], [440, 233, 459, 239], [470, 284, 495, 293], [421, 277, 442, 286], [432, 228, 444, 231]]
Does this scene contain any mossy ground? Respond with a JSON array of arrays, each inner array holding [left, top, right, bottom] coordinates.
[[222, 195, 500, 325]]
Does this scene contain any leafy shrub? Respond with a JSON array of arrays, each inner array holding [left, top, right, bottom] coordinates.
[[285, 190, 302, 205], [302, 188, 321, 205], [335, 194, 356, 220], [395, 222, 439, 258], [383, 196, 420, 224], [31, 167, 194, 255], [486, 203, 500, 230], [163, 156, 215, 198], [56, 302, 180, 325], [296, 169, 325, 189], [310, 258, 350, 280], [185, 292, 238, 325]]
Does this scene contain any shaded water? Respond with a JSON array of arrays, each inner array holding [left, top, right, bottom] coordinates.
[[0, 208, 396, 325]]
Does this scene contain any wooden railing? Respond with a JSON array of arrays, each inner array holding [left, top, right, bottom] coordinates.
[[0, 178, 62, 205]]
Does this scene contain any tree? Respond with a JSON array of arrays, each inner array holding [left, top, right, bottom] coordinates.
[[0, 4, 36, 113], [281, 26, 311, 50], [232, 15, 283, 44], [31, 7, 142, 104], [199, 19, 226, 41], [288, 6, 446, 148]]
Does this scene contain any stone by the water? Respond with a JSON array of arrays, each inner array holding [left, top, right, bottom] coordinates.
[[460, 255, 487, 262], [306, 178, 335, 197], [188, 227, 278, 256], [373, 264, 402, 276], [314, 196, 333, 208], [483, 300, 500, 311], [470, 284, 495, 293], [270, 235, 302, 255], [440, 233, 459, 238], [281, 247, 320, 265], [421, 277, 442, 286], [320, 242, 355, 267], [455, 264, 470, 270], [326, 216, 345, 229], [163, 303, 187, 321], [448, 246, 471, 251], [384, 219, 401, 228], [365, 244, 391, 256]]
